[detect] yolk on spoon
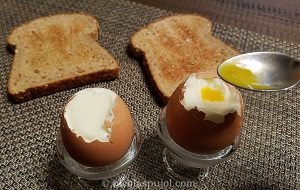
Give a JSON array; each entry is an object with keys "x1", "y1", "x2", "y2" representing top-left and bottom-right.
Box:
[{"x1": 219, "y1": 62, "x2": 273, "y2": 90}]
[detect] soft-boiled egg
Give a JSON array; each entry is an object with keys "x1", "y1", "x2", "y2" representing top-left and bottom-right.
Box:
[
  {"x1": 61, "y1": 88, "x2": 134, "y2": 167},
  {"x1": 166, "y1": 72, "x2": 244, "y2": 154}
]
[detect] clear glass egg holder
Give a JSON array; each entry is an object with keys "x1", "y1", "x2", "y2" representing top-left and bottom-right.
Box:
[
  {"x1": 56, "y1": 118, "x2": 142, "y2": 184},
  {"x1": 157, "y1": 107, "x2": 241, "y2": 180}
]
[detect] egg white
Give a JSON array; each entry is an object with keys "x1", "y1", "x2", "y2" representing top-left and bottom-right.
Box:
[
  {"x1": 180, "y1": 73, "x2": 241, "y2": 124},
  {"x1": 64, "y1": 88, "x2": 116, "y2": 143}
]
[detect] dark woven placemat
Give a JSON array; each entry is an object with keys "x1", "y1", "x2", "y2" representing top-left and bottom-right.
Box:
[
  {"x1": 0, "y1": 0, "x2": 299, "y2": 189},
  {"x1": 132, "y1": 0, "x2": 300, "y2": 44}
]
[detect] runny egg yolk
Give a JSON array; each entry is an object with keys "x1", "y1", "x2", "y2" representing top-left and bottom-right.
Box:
[
  {"x1": 219, "y1": 63, "x2": 272, "y2": 90},
  {"x1": 201, "y1": 87, "x2": 224, "y2": 102}
]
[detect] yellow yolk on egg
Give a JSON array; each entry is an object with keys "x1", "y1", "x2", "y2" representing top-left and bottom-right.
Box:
[
  {"x1": 201, "y1": 87, "x2": 224, "y2": 102},
  {"x1": 219, "y1": 63, "x2": 272, "y2": 90}
]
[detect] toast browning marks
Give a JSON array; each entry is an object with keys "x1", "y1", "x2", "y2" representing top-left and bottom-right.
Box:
[
  {"x1": 130, "y1": 14, "x2": 239, "y2": 105},
  {"x1": 7, "y1": 13, "x2": 119, "y2": 102}
]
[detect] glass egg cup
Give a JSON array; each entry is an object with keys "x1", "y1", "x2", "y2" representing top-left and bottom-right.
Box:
[
  {"x1": 157, "y1": 107, "x2": 241, "y2": 180},
  {"x1": 56, "y1": 118, "x2": 142, "y2": 184}
]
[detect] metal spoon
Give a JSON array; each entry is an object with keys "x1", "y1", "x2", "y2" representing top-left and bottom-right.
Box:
[{"x1": 217, "y1": 52, "x2": 300, "y2": 91}]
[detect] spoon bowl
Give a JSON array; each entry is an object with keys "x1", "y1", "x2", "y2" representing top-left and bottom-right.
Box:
[{"x1": 217, "y1": 52, "x2": 300, "y2": 91}]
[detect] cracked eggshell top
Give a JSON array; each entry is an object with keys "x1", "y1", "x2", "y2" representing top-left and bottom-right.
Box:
[
  {"x1": 61, "y1": 88, "x2": 134, "y2": 167},
  {"x1": 166, "y1": 72, "x2": 244, "y2": 154}
]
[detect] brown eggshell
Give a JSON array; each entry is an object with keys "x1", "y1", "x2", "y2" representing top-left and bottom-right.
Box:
[
  {"x1": 166, "y1": 73, "x2": 244, "y2": 154},
  {"x1": 61, "y1": 96, "x2": 134, "y2": 167}
]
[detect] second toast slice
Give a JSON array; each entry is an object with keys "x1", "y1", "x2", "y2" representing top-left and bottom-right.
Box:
[{"x1": 130, "y1": 14, "x2": 239, "y2": 105}]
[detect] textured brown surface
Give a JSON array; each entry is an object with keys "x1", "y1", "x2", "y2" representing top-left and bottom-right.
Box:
[
  {"x1": 0, "y1": 0, "x2": 299, "y2": 189},
  {"x1": 132, "y1": 0, "x2": 300, "y2": 44}
]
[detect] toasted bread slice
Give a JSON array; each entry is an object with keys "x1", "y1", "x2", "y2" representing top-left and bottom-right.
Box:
[
  {"x1": 130, "y1": 14, "x2": 239, "y2": 105},
  {"x1": 7, "y1": 13, "x2": 119, "y2": 102}
]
